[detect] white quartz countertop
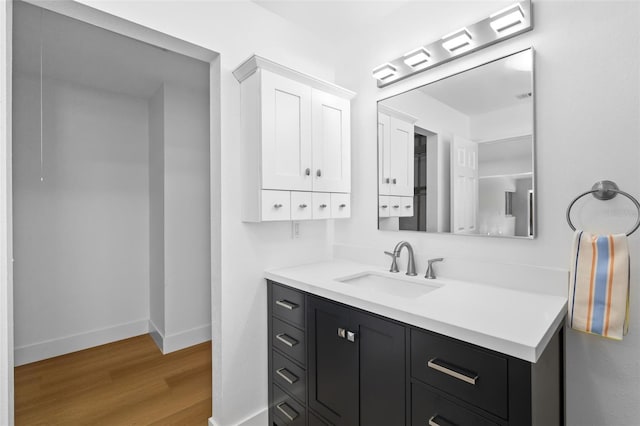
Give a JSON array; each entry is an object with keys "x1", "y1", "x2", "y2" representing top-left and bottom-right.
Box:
[{"x1": 265, "y1": 260, "x2": 567, "y2": 363}]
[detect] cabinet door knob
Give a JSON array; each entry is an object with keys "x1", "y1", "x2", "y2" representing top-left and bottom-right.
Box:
[
  {"x1": 347, "y1": 330, "x2": 357, "y2": 343},
  {"x1": 392, "y1": 178, "x2": 397, "y2": 184},
  {"x1": 393, "y1": 205, "x2": 400, "y2": 209},
  {"x1": 305, "y1": 168, "x2": 311, "y2": 176},
  {"x1": 381, "y1": 205, "x2": 388, "y2": 209},
  {"x1": 405, "y1": 205, "x2": 411, "y2": 208},
  {"x1": 316, "y1": 169, "x2": 322, "y2": 177},
  {"x1": 339, "y1": 203, "x2": 346, "y2": 208},
  {"x1": 320, "y1": 204, "x2": 327, "y2": 208},
  {"x1": 274, "y1": 203, "x2": 283, "y2": 208},
  {"x1": 299, "y1": 204, "x2": 308, "y2": 208},
  {"x1": 337, "y1": 327, "x2": 346, "y2": 339},
  {"x1": 385, "y1": 178, "x2": 390, "y2": 183}
]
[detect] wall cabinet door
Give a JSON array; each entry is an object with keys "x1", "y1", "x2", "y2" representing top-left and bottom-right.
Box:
[
  {"x1": 308, "y1": 297, "x2": 406, "y2": 426},
  {"x1": 312, "y1": 90, "x2": 351, "y2": 193},
  {"x1": 261, "y1": 69, "x2": 313, "y2": 191},
  {"x1": 389, "y1": 116, "x2": 415, "y2": 197},
  {"x1": 378, "y1": 112, "x2": 392, "y2": 196}
]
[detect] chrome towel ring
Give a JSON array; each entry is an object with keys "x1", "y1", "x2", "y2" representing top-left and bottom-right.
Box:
[{"x1": 566, "y1": 180, "x2": 640, "y2": 236}]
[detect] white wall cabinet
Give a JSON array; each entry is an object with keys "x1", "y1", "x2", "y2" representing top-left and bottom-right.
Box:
[
  {"x1": 378, "y1": 105, "x2": 417, "y2": 218},
  {"x1": 234, "y1": 55, "x2": 355, "y2": 221}
]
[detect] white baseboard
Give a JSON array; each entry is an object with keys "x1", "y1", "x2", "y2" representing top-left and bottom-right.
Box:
[
  {"x1": 14, "y1": 319, "x2": 149, "y2": 366},
  {"x1": 148, "y1": 321, "x2": 211, "y2": 355},
  {"x1": 163, "y1": 323, "x2": 211, "y2": 354},
  {"x1": 209, "y1": 407, "x2": 268, "y2": 426}
]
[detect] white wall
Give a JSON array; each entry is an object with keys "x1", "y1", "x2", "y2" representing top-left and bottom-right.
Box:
[
  {"x1": 12, "y1": 74, "x2": 150, "y2": 365},
  {"x1": 163, "y1": 82, "x2": 211, "y2": 348},
  {"x1": 70, "y1": 2, "x2": 337, "y2": 424},
  {"x1": 149, "y1": 85, "x2": 165, "y2": 338},
  {"x1": 333, "y1": 1, "x2": 640, "y2": 425}
]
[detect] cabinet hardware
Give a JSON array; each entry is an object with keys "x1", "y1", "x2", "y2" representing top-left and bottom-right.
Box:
[
  {"x1": 427, "y1": 358, "x2": 478, "y2": 385},
  {"x1": 305, "y1": 168, "x2": 311, "y2": 176},
  {"x1": 317, "y1": 169, "x2": 322, "y2": 177},
  {"x1": 274, "y1": 203, "x2": 283, "y2": 208},
  {"x1": 275, "y1": 367, "x2": 299, "y2": 385},
  {"x1": 339, "y1": 203, "x2": 347, "y2": 208},
  {"x1": 275, "y1": 300, "x2": 298, "y2": 310},
  {"x1": 276, "y1": 333, "x2": 299, "y2": 347},
  {"x1": 385, "y1": 178, "x2": 390, "y2": 183},
  {"x1": 347, "y1": 331, "x2": 357, "y2": 342},
  {"x1": 320, "y1": 204, "x2": 327, "y2": 208},
  {"x1": 337, "y1": 327, "x2": 346, "y2": 339},
  {"x1": 405, "y1": 205, "x2": 411, "y2": 208},
  {"x1": 428, "y1": 414, "x2": 456, "y2": 426},
  {"x1": 393, "y1": 205, "x2": 400, "y2": 209},
  {"x1": 299, "y1": 204, "x2": 308, "y2": 208},
  {"x1": 392, "y1": 178, "x2": 397, "y2": 184},
  {"x1": 381, "y1": 205, "x2": 388, "y2": 209},
  {"x1": 276, "y1": 402, "x2": 299, "y2": 421}
]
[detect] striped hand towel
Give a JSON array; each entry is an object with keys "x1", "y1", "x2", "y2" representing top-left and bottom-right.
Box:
[{"x1": 568, "y1": 231, "x2": 630, "y2": 340}]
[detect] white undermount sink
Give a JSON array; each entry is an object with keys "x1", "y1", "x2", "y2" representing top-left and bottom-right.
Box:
[{"x1": 336, "y1": 271, "x2": 442, "y2": 298}]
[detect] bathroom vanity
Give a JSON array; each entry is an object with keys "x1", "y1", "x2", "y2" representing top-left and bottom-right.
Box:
[{"x1": 265, "y1": 261, "x2": 566, "y2": 426}]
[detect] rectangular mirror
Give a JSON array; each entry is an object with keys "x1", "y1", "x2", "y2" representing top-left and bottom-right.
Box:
[{"x1": 377, "y1": 48, "x2": 535, "y2": 238}]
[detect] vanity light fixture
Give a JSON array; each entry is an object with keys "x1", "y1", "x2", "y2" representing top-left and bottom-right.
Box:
[
  {"x1": 372, "y1": 0, "x2": 532, "y2": 87},
  {"x1": 490, "y1": 3, "x2": 525, "y2": 33},
  {"x1": 372, "y1": 63, "x2": 397, "y2": 81},
  {"x1": 403, "y1": 47, "x2": 431, "y2": 68},
  {"x1": 441, "y1": 28, "x2": 472, "y2": 53}
]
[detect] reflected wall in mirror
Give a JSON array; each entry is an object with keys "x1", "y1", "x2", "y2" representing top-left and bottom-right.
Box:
[{"x1": 378, "y1": 48, "x2": 535, "y2": 238}]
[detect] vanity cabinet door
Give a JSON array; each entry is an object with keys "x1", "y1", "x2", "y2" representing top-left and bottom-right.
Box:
[
  {"x1": 261, "y1": 69, "x2": 313, "y2": 192},
  {"x1": 308, "y1": 296, "x2": 406, "y2": 426},
  {"x1": 312, "y1": 89, "x2": 351, "y2": 193},
  {"x1": 308, "y1": 297, "x2": 358, "y2": 425}
]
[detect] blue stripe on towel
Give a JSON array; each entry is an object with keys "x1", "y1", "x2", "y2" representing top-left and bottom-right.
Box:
[
  {"x1": 570, "y1": 231, "x2": 584, "y2": 329},
  {"x1": 591, "y1": 236, "x2": 610, "y2": 334}
]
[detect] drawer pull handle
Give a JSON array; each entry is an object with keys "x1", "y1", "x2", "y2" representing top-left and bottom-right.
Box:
[
  {"x1": 393, "y1": 205, "x2": 400, "y2": 208},
  {"x1": 405, "y1": 205, "x2": 412, "y2": 208},
  {"x1": 276, "y1": 402, "x2": 299, "y2": 421},
  {"x1": 320, "y1": 204, "x2": 327, "y2": 208},
  {"x1": 428, "y1": 414, "x2": 457, "y2": 426},
  {"x1": 274, "y1": 203, "x2": 283, "y2": 209},
  {"x1": 275, "y1": 299, "x2": 298, "y2": 310},
  {"x1": 427, "y1": 358, "x2": 478, "y2": 385},
  {"x1": 275, "y1": 367, "x2": 299, "y2": 385},
  {"x1": 339, "y1": 203, "x2": 347, "y2": 208},
  {"x1": 276, "y1": 333, "x2": 299, "y2": 348},
  {"x1": 299, "y1": 204, "x2": 308, "y2": 208},
  {"x1": 381, "y1": 205, "x2": 388, "y2": 209}
]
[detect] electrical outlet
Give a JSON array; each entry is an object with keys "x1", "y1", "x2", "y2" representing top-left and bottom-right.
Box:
[{"x1": 291, "y1": 221, "x2": 301, "y2": 239}]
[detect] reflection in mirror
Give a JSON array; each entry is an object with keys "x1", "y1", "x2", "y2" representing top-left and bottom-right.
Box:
[{"x1": 378, "y1": 48, "x2": 535, "y2": 238}]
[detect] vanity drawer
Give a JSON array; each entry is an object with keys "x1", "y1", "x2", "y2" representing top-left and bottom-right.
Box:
[
  {"x1": 271, "y1": 282, "x2": 305, "y2": 328},
  {"x1": 312, "y1": 192, "x2": 332, "y2": 219},
  {"x1": 398, "y1": 196, "x2": 414, "y2": 217},
  {"x1": 411, "y1": 381, "x2": 498, "y2": 426},
  {"x1": 291, "y1": 191, "x2": 312, "y2": 221},
  {"x1": 273, "y1": 384, "x2": 306, "y2": 425},
  {"x1": 273, "y1": 350, "x2": 306, "y2": 403},
  {"x1": 411, "y1": 329, "x2": 508, "y2": 418},
  {"x1": 273, "y1": 317, "x2": 306, "y2": 366},
  {"x1": 262, "y1": 190, "x2": 291, "y2": 221},
  {"x1": 379, "y1": 195, "x2": 391, "y2": 217},
  {"x1": 330, "y1": 193, "x2": 350, "y2": 218}
]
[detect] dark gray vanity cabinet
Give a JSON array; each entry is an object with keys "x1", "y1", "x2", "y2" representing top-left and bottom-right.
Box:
[{"x1": 267, "y1": 280, "x2": 565, "y2": 426}]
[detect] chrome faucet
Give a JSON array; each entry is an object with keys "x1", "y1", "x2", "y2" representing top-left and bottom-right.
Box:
[
  {"x1": 384, "y1": 241, "x2": 417, "y2": 276},
  {"x1": 425, "y1": 258, "x2": 444, "y2": 279}
]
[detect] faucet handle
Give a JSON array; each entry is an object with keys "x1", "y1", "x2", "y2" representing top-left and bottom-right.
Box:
[
  {"x1": 425, "y1": 258, "x2": 444, "y2": 279},
  {"x1": 384, "y1": 251, "x2": 400, "y2": 273}
]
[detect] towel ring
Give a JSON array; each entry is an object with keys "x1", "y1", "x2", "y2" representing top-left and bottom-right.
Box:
[{"x1": 566, "y1": 180, "x2": 640, "y2": 236}]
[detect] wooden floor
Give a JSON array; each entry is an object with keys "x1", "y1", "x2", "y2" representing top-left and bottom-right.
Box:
[{"x1": 14, "y1": 334, "x2": 212, "y2": 425}]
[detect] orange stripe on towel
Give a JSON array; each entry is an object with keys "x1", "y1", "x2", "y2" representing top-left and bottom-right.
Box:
[
  {"x1": 604, "y1": 235, "x2": 615, "y2": 337},
  {"x1": 586, "y1": 236, "x2": 598, "y2": 332}
]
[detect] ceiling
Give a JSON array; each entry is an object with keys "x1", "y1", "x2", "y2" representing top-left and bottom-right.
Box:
[
  {"x1": 419, "y1": 50, "x2": 532, "y2": 116},
  {"x1": 13, "y1": 1, "x2": 209, "y2": 99}
]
